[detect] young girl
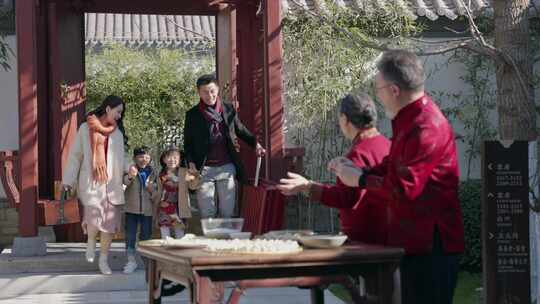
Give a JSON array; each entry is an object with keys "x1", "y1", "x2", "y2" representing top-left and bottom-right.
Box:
[{"x1": 155, "y1": 148, "x2": 193, "y2": 239}]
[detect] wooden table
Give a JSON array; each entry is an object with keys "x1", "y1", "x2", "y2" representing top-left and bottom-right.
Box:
[{"x1": 138, "y1": 243, "x2": 404, "y2": 304}]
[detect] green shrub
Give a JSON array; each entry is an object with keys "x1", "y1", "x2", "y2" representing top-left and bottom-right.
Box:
[
  {"x1": 86, "y1": 45, "x2": 214, "y2": 157},
  {"x1": 459, "y1": 179, "x2": 482, "y2": 272}
]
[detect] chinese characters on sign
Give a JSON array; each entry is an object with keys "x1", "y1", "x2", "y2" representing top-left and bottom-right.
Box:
[{"x1": 483, "y1": 141, "x2": 530, "y2": 304}]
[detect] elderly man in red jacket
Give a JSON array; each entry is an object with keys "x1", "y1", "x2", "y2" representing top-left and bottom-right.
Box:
[{"x1": 329, "y1": 50, "x2": 465, "y2": 304}]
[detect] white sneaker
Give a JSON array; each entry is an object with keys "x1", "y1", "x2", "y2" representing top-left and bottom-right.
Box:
[
  {"x1": 123, "y1": 260, "x2": 138, "y2": 274},
  {"x1": 85, "y1": 246, "x2": 95, "y2": 263},
  {"x1": 98, "y1": 258, "x2": 112, "y2": 275}
]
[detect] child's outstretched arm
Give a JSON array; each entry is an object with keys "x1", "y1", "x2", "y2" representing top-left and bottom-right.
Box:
[{"x1": 123, "y1": 165, "x2": 138, "y2": 186}]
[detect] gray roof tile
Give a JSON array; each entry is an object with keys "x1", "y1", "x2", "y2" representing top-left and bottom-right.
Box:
[
  {"x1": 282, "y1": 0, "x2": 488, "y2": 20},
  {"x1": 85, "y1": 13, "x2": 215, "y2": 47},
  {"x1": 84, "y1": 0, "x2": 488, "y2": 47}
]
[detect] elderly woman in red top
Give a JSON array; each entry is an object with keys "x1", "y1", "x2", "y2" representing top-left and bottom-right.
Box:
[
  {"x1": 330, "y1": 50, "x2": 465, "y2": 304},
  {"x1": 277, "y1": 93, "x2": 390, "y2": 244}
]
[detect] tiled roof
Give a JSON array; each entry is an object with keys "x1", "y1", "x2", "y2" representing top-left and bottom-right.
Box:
[
  {"x1": 84, "y1": 1, "x2": 489, "y2": 47},
  {"x1": 84, "y1": 14, "x2": 215, "y2": 47},
  {"x1": 282, "y1": 0, "x2": 488, "y2": 21}
]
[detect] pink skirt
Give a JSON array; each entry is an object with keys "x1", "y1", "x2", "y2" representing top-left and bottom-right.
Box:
[{"x1": 83, "y1": 199, "x2": 121, "y2": 234}]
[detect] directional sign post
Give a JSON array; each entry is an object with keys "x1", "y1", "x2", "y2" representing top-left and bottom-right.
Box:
[{"x1": 482, "y1": 141, "x2": 530, "y2": 304}]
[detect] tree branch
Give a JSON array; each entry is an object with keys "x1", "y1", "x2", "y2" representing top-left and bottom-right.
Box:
[
  {"x1": 409, "y1": 37, "x2": 474, "y2": 45},
  {"x1": 455, "y1": 1, "x2": 531, "y2": 104},
  {"x1": 288, "y1": 0, "x2": 532, "y2": 103},
  {"x1": 289, "y1": 0, "x2": 392, "y2": 51},
  {"x1": 0, "y1": 35, "x2": 13, "y2": 71},
  {"x1": 165, "y1": 17, "x2": 215, "y2": 41},
  {"x1": 288, "y1": 0, "x2": 487, "y2": 57},
  {"x1": 415, "y1": 40, "x2": 475, "y2": 56},
  {"x1": 443, "y1": 26, "x2": 471, "y2": 35}
]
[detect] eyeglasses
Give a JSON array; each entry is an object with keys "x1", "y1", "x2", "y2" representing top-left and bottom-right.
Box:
[{"x1": 373, "y1": 83, "x2": 392, "y2": 92}]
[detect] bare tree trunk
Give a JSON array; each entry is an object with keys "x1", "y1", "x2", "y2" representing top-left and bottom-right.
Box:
[
  {"x1": 494, "y1": 0, "x2": 536, "y2": 140},
  {"x1": 493, "y1": 2, "x2": 540, "y2": 301}
]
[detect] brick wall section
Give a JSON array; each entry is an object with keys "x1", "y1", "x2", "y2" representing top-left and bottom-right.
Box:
[{"x1": 0, "y1": 199, "x2": 18, "y2": 245}]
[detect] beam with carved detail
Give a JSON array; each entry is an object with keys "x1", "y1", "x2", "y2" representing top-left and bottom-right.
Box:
[
  {"x1": 65, "y1": 0, "x2": 225, "y2": 14},
  {"x1": 0, "y1": 151, "x2": 20, "y2": 208}
]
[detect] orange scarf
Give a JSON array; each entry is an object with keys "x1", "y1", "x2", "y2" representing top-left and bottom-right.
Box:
[{"x1": 87, "y1": 114, "x2": 117, "y2": 184}]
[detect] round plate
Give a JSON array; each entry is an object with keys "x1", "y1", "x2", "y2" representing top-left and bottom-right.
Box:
[
  {"x1": 138, "y1": 239, "x2": 207, "y2": 249},
  {"x1": 138, "y1": 239, "x2": 165, "y2": 247},
  {"x1": 163, "y1": 243, "x2": 208, "y2": 249}
]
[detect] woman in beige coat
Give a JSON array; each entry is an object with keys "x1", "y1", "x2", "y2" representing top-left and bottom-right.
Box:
[{"x1": 62, "y1": 95, "x2": 127, "y2": 275}]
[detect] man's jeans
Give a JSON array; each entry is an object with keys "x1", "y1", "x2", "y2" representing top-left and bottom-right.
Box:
[
  {"x1": 197, "y1": 163, "x2": 236, "y2": 218},
  {"x1": 125, "y1": 212, "x2": 153, "y2": 255}
]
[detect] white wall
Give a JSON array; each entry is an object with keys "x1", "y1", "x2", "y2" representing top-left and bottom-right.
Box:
[
  {"x1": 0, "y1": 35, "x2": 18, "y2": 150},
  {"x1": 422, "y1": 45, "x2": 496, "y2": 180},
  {"x1": 0, "y1": 35, "x2": 18, "y2": 198}
]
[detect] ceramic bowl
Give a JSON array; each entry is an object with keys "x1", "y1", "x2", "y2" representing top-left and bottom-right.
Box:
[{"x1": 297, "y1": 234, "x2": 348, "y2": 249}]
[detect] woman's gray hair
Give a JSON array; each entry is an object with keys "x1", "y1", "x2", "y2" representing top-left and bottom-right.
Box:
[{"x1": 339, "y1": 93, "x2": 378, "y2": 129}]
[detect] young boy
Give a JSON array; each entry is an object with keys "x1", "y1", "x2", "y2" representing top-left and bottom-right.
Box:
[{"x1": 123, "y1": 146, "x2": 157, "y2": 274}]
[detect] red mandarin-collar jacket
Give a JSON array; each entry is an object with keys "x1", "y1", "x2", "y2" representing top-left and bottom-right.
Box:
[
  {"x1": 311, "y1": 135, "x2": 391, "y2": 244},
  {"x1": 362, "y1": 95, "x2": 464, "y2": 255}
]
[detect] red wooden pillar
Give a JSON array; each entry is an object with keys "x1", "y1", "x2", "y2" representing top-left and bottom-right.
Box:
[
  {"x1": 262, "y1": 0, "x2": 284, "y2": 181},
  {"x1": 16, "y1": 0, "x2": 40, "y2": 237},
  {"x1": 48, "y1": 2, "x2": 86, "y2": 242},
  {"x1": 37, "y1": 1, "x2": 52, "y2": 200},
  {"x1": 48, "y1": 2, "x2": 86, "y2": 183},
  {"x1": 236, "y1": 0, "x2": 285, "y2": 181},
  {"x1": 217, "y1": 6, "x2": 237, "y2": 103},
  {"x1": 236, "y1": 2, "x2": 265, "y2": 180}
]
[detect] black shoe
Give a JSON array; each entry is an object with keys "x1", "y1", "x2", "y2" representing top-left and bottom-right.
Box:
[{"x1": 161, "y1": 279, "x2": 186, "y2": 297}]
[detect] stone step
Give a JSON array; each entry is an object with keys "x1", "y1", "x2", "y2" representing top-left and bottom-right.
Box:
[
  {"x1": 0, "y1": 242, "x2": 136, "y2": 274},
  {"x1": 0, "y1": 242, "x2": 344, "y2": 303},
  {"x1": 0, "y1": 288, "x2": 343, "y2": 304},
  {"x1": 0, "y1": 270, "x2": 148, "y2": 299},
  {"x1": 0, "y1": 291, "x2": 186, "y2": 303},
  {"x1": 0, "y1": 271, "x2": 344, "y2": 303}
]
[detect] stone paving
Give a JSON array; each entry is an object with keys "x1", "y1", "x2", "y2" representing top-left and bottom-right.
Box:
[
  {"x1": 0, "y1": 243, "x2": 345, "y2": 304},
  {"x1": 0, "y1": 288, "x2": 343, "y2": 304}
]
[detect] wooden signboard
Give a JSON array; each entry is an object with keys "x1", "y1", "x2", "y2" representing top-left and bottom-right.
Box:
[{"x1": 482, "y1": 141, "x2": 530, "y2": 304}]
